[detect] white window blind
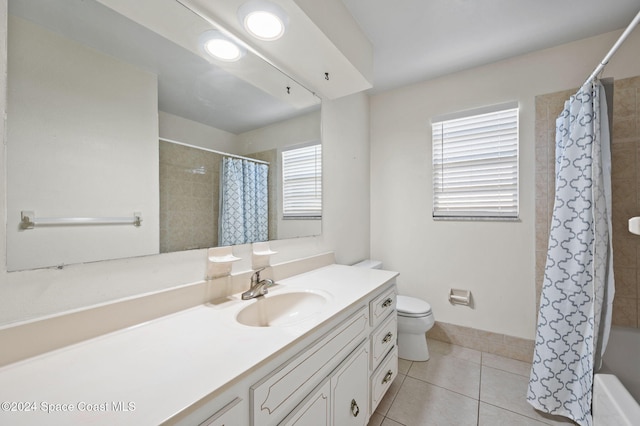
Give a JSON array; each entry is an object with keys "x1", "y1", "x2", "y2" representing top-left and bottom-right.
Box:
[
  {"x1": 282, "y1": 143, "x2": 322, "y2": 218},
  {"x1": 432, "y1": 104, "x2": 519, "y2": 219}
]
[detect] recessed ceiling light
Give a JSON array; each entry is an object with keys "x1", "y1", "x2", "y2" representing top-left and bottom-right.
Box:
[
  {"x1": 245, "y1": 11, "x2": 284, "y2": 40},
  {"x1": 201, "y1": 31, "x2": 244, "y2": 62},
  {"x1": 238, "y1": 1, "x2": 289, "y2": 41}
]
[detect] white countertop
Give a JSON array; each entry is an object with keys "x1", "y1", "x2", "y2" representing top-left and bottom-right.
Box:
[{"x1": 0, "y1": 264, "x2": 398, "y2": 425}]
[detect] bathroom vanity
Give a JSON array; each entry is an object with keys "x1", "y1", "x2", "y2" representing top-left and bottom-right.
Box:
[{"x1": 0, "y1": 264, "x2": 398, "y2": 425}]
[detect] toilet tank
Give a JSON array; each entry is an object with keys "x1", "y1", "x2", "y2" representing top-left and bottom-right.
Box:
[{"x1": 353, "y1": 259, "x2": 383, "y2": 269}]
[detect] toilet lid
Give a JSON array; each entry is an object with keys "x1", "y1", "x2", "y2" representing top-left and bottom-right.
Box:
[{"x1": 396, "y1": 295, "x2": 432, "y2": 316}]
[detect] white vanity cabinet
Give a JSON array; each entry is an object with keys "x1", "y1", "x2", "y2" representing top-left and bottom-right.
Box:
[{"x1": 246, "y1": 283, "x2": 397, "y2": 426}]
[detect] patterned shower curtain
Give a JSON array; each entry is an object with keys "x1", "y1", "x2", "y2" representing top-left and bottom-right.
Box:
[
  {"x1": 527, "y1": 81, "x2": 614, "y2": 426},
  {"x1": 218, "y1": 157, "x2": 269, "y2": 246}
]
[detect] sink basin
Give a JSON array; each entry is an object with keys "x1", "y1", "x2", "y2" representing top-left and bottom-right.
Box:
[{"x1": 236, "y1": 290, "x2": 330, "y2": 327}]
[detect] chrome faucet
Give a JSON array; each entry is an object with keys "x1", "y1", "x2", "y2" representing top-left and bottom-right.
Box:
[{"x1": 241, "y1": 268, "x2": 274, "y2": 300}]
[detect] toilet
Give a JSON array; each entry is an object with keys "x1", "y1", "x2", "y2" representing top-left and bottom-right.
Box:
[
  {"x1": 353, "y1": 260, "x2": 435, "y2": 361},
  {"x1": 396, "y1": 295, "x2": 434, "y2": 361}
]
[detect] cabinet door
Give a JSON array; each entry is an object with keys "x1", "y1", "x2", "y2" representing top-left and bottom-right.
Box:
[
  {"x1": 279, "y1": 379, "x2": 331, "y2": 426},
  {"x1": 330, "y1": 344, "x2": 369, "y2": 426}
]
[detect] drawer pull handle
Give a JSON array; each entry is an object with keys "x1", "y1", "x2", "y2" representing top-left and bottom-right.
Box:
[
  {"x1": 382, "y1": 370, "x2": 394, "y2": 385},
  {"x1": 381, "y1": 298, "x2": 393, "y2": 308},
  {"x1": 350, "y1": 399, "x2": 360, "y2": 417},
  {"x1": 382, "y1": 332, "x2": 393, "y2": 344}
]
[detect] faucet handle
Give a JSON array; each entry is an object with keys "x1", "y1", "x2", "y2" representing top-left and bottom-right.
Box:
[{"x1": 251, "y1": 267, "x2": 267, "y2": 283}]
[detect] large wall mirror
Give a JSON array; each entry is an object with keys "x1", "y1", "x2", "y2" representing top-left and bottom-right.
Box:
[{"x1": 6, "y1": 0, "x2": 321, "y2": 271}]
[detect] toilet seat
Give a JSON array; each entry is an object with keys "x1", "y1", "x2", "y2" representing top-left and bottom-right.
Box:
[{"x1": 396, "y1": 295, "x2": 432, "y2": 318}]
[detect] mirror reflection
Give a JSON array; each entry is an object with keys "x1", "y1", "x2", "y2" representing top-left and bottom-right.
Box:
[{"x1": 6, "y1": 0, "x2": 321, "y2": 271}]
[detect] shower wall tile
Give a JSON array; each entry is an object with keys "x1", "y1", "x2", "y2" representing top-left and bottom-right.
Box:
[
  {"x1": 159, "y1": 141, "x2": 220, "y2": 253},
  {"x1": 612, "y1": 179, "x2": 637, "y2": 218},
  {"x1": 614, "y1": 238, "x2": 638, "y2": 267},
  {"x1": 535, "y1": 76, "x2": 640, "y2": 330},
  {"x1": 535, "y1": 222, "x2": 548, "y2": 254},
  {"x1": 611, "y1": 144, "x2": 637, "y2": 180},
  {"x1": 615, "y1": 266, "x2": 638, "y2": 298},
  {"x1": 615, "y1": 75, "x2": 640, "y2": 90},
  {"x1": 612, "y1": 296, "x2": 638, "y2": 327},
  {"x1": 613, "y1": 88, "x2": 636, "y2": 117},
  {"x1": 535, "y1": 95, "x2": 549, "y2": 123},
  {"x1": 612, "y1": 114, "x2": 637, "y2": 141}
]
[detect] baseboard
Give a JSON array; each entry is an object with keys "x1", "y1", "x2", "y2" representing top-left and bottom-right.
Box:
[{"x1": 427, "y1": 321, "x2": 534, "y2": 363}]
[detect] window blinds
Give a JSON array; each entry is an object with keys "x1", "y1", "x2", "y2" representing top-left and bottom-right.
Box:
[
  {"x1": 282, "y1": 143, "x2": 322, "y2": 218},
  {"x1": 432, "y1": 106, "x2": 519, "y2": 219}
]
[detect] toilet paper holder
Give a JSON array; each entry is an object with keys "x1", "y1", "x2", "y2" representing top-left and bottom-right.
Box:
[{"x1": 449, "y1": 289, "x2": 471, "y2": 305}]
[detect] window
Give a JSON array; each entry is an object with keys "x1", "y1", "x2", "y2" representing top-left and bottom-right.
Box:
[
  {"x1": 432, "y1": 103, "x2": 519, "y2": 220},
  {"x1": 282, "y1": 143, "x2": 322, "y2": 219}
]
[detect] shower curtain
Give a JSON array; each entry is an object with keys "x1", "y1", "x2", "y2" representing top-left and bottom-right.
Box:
[
  {"x1": 528, "y1": 80, "x2": 614, "y2": 426},
  {"x1": 218, "y1": 157, "x2": 269, "y2": 246}
]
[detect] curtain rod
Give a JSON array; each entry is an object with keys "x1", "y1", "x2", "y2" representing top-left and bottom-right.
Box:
[
  {"x1": 159, "y1": 137, "x2": 270, "y2": 165},
  {"x1": 584, "y1": 8, "x2": 640, "y2": 86}
]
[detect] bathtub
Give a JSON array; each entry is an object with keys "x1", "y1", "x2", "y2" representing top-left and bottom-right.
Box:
[{"x1": 593, "y1": 326, "x2": 640, "y2": 425}]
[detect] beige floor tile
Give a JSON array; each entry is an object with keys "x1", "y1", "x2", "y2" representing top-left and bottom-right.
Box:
[
  {"x1": 479, "y1": 402, "x2": 548, "y2": 425},
  {"x1": 381, "y1": 418, "x2": 404, "y2": 426},
  {"x1": 398, "y1": 358, "x2": 412, "y2": 375},
  {"x1": 386, "y1": 341, "x2": 579, "y2": 425},
  {"x1": 408, "y1": 351, "x2": 481, "y2": 399},
  {"x1": 375, "y1": 373, "x2": 406, "y2": 416},
  {"x1": 386, "y1": 376, "x2": 478, "y2": 426},
  {"x1": 367, "y1": 412, "x2": 385, "y2": 426},
  {"x1": 482, "y1": 352, "x2": 532, "y2": 377},
  {"x1": 428, "y1": 338, "x2": 482, "y2": 364},
  {"x1": 480, "y1": 366, "x2": 574, "y2": 425}
]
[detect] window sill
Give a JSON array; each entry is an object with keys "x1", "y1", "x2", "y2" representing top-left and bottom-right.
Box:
[{"x1": 432, "y1": 216, "x2": 520, "y2": 222}]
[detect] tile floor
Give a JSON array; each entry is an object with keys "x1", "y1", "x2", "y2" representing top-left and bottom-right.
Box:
[{"x1": 367, "y1": 339, "x2": 576, "y2": 426}]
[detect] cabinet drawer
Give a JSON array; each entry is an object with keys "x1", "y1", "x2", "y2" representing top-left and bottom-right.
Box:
[
  {"x1": 200, "y1": 397, "x2": 242, "y2": 426},
  {"x1": 251, "y1": 306, "x2": 369, "y2": 425},
  {"x1": 370, "y1": 314, "x2": 397, "y2": 371},
  {"x1": 370, "y1": 347, "x2": 398, "y2": 416},
  {"x1": 369, "y1": 286, "x2": 396, "y2": 328}
]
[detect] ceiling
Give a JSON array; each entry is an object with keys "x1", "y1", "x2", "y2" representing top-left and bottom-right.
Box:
[{"x1": 340, "y1": 0, "x2": 640, "y2": 92}]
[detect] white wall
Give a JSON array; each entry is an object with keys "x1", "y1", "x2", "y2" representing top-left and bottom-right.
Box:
[
  {"x1": 159, "y1": 111, "x2": 239, "y2": 154},
  {"x1": 6, "y1": 16, "x2": 159, "y2": 271},
  {"x1": 238, "y1": 110, "x2": 323, "y2": 239},
  {"x1": 237, "y1": 110, "x2": 321, "y2": 154},
  {"x1": 370, "y1": 28, "x2": 640, "y2": 340}
]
